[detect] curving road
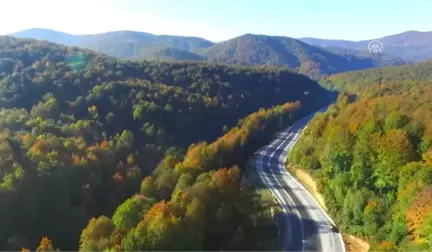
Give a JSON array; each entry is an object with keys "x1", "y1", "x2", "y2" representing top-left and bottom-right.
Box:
[{"x1": 255, "y1": 110, "x2": 346, "y2": 252}]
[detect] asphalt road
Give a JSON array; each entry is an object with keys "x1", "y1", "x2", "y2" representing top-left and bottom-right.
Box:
[{"x1": 255, "y1": 110, "x2": 346, "y2": 252}]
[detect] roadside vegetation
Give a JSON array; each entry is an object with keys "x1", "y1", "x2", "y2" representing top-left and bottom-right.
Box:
[
  {"x1": 0, "y1": 37, "x2": 336, "y2": 250},
  {"x1": 291, "y1": 61, "x2": 432, "y2": 251}
]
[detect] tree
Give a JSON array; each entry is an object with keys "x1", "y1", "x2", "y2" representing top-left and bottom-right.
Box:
[
  {"x1": 374, "y1": 129, "x2": 414, "y2": 191},
  {"x1": 36, "y1": 237, "x2": 56, "y2": 252},
  {"x1": 384, "y1": 111, "x2": 408, "y2": 132},
  {"x1": 406, "y1": 187, "x2": 432, "y2": 237},
  {"x1": 112, "y1": 195, "x2": 154, "y2": 229},
  {"x1": 79, "y1": 216, "x2": 114, "y2": 252},
  {"x1": 140, "y1": 176, "x2": 157, "y2": 199},
  {"x1": 118, "y1": 130, "x2": 134, "y2": 148}
]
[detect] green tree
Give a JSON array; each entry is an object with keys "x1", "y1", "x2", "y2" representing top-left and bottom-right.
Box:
[{"x1": 112, "y1": 195, "x2": 155, "y2": 229}]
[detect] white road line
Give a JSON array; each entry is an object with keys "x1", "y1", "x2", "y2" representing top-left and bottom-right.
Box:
[{"x1": 255, "y1": 107, "x2": 346, "y2": 252}]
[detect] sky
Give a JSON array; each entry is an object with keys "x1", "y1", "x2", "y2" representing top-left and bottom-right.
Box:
[{"x1": 1, "y1": 0, "x2": 431, "y2": 42}]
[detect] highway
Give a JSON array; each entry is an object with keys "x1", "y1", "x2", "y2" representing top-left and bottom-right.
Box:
[{"x1": 255, "y1": 110, "x2": 346, "y2": 252}]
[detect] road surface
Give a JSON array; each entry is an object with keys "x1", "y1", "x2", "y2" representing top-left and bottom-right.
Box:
[{"x1": 255, "y1": 110, "x2": 346, "y2": 252}]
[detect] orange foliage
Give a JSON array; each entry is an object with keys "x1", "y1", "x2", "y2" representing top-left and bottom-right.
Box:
[
  {"x1": 282, "y1": 101, "x2": 301, "y2": 111},
  {"x1": 36, "y1": 237, "x2": 55, "y2": 252},
  {"x1": 406, "y1": 186, "x2": 432, "y2": 235},
  {"x1": 367, "y1": 200, "x2": 378, "y2": 209},
  {"x1": 21, "y1": 133, "x2": 33, "y2": 143},
  {"x1": 100, "y1": 141, "x2": 109, "y2": 148},
  {"x1": 86, "y1": 145, "x2": 98, "y2": 153},
  {"x1": 21, "y1": 248, "x2": 30, "y2": 252},
  {"x1": 220, "y1": 131, "x2": 240, "y2": 152},
  {"x1": 144, "y1": 201, "x2": 169, "y2": 222},
  {"x1": 375, "y1": 240, "x2": 395, "y2": 251},
  {"x1": 364, "y1": 199, "x2": 378, "y2": 215},
  {"x1": 112, "y1": 172, "x2": 125, "y2": 185},
  {"x1": 422, "y1": 149, "x2": 432, "y2": 164},
  {"x1": 348, "y1": 121, "x2": 359, "y2": 134},
  {"x1": 210, "y1": 166, "x2": 240, "y2": 192},
  {"x1": 71, "y1": 154, "x2": 82, "y2": 165},
  {"x1": 182, "y1": 142, "x2": 208, "y2": 168},
  {"x1": 179, "y1": 102, "x2": 298, "y2": 175},
  {"x1": 29, "y1": 140, "x2": 49, "y2": 156}
]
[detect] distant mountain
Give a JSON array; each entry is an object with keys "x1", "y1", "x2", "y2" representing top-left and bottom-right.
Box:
[
  {"x1": 11, "y1": 28, "x2": 80, "y2": 46},
  {"x1": 135, "y1": 45, "x2": 204, "y2": 61},
  {"x1": 203, "y1": 34, "x2": 405, "y2": 79},
  {"x1": 11, "y1": 28, "x2": 406, "y2": 79},
  {"x1": 300, "y1": 30, "x2": 432, "y2": 62},
  {"x1": 323, "y1": 47, "x2": 406, "y2": 66},
  {"x1": 12, "y1": 29, "x2": 215, "y2": 58}
]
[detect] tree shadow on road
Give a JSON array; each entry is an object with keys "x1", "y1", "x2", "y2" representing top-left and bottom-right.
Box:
[{"x1": 275, "y1": 210, "x2": 335, "y2": 252}]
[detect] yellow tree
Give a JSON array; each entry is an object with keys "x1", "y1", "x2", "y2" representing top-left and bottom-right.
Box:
[
  {"x1": 36, "y1": 237, "x2": 56, "y2": 252},
  {"x1": 406, "y1": 186, "x2": 432, "y2": 240}
]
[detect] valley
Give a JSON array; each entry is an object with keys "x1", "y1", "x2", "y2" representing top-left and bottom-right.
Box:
[{"x1": 1, "y1": 10, "x2": 431, "y2": 251}]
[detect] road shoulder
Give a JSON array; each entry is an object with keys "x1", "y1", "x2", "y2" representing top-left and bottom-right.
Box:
[
  {"x1": 286, "y1": 165, "x2": 370, "y2": 252},
  {"x1": 287, "y1": 166, "x2": 328, "y2": 211}
]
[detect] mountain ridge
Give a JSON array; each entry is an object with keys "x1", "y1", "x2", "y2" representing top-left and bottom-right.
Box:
[
  {"x1": 11, "y1": 28, "x2": 412, "y2": 79},
  {"x1": 300, "y1": 30, "x2": 432, "y2": 62}
]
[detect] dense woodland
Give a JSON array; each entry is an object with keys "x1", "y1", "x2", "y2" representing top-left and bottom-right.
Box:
[
  {"x1": 319, "y1": 60, "x2": 432, "y2": 96},
  {"x1": 291, "y1": 61, "x2": 432, "y2": 251},
  {"x1": 12, "y1": 29, "x2": 405, "y2": 80},
  {"x1": 0, "y1": 36, "x2": 336, "y2": 250},
  {"x1": 203, "y1": 34, "x2": 404, "y2": 79}
]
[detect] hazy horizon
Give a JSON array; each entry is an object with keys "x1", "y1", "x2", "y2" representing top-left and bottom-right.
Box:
[
  {"x1": 2, "y1": 0, "x2": 431, "y2": 41},
  {"x1": 9, "y1": 27, "x2": 432, "y2": 43}
]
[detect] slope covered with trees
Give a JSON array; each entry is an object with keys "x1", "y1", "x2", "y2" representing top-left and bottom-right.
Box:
[
  {"x1": 0, "y1": 36, "x2": 335, "y2": 250},
  {"x1": 319, "y1": 60, "x2": 432, "y2": 96},
  {"x1": 204, "y1": 34, "x2": 405, "y2": 79},
  {"x1": 12, "y1": 29, "x2": 215, "y2": 58},
  {"x1": 290, "y1": 61, "x2": 432, "y2": 251},
  {"x1": 77, "y1": 102, "x2": 301, "y2": 251},
  {"x1": 134, "y1": 45, "x2": 204, "y2": 61},
  {"x1": 12, "y1": 29, "x2": 405, "y2": 80}
]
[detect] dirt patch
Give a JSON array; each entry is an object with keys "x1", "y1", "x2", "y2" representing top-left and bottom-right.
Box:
[
  {"x1": 288, "y1": 166, "x2": 328, "y2": 210},
  {"x1": 344, "y1": 234, "x2": 370, "y2": 252}
]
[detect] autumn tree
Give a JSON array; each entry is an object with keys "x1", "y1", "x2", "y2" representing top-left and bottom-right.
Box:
[
  {"x1": 79, "y1": 216, "x2": 114, "y2": 252},
  {"x1": 36, "y1": 237, "x2": 57, "y2": 252},
  {"x1": 406, "y1": 187, "x2": 432, "y2": 238}
]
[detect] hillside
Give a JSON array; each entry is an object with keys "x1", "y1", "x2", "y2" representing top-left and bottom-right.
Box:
[
  {"x1": 0, "y1": 36, "x2": 336, "y2": 251},
  {"x1": 133, "y1": 45, "x2": 204, "y2": 61},
  {"x1": 319, "y1": 60, "x2": 432, "y2": 96},
  {"x1": 11, "y1": 29, "x2": 405, "y2": 79},
  {"x1": 12, "y1": 29, "x2": 215, "y2": 58},
  {"x1": 290, "y1": 61, "x2": 432, "y2": 251},
  {"x1": 300, "y1": 30, "x2": 432, "y2": 62},
  {"x1": 204, "y1": 34, "x2": 405, "y2": 79},
  {"x1": 324, "y1": 47, "x2": 406, "y2": 65}
]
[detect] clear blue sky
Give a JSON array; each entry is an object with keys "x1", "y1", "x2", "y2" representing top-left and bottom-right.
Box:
[{"x1": 1, "y1": 0, "x2": 431, "y2": 41}]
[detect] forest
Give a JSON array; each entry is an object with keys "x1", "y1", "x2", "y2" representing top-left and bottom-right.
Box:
[
  {"x1": 290, "y1": 61, "x2": 432, "y2": 251},
  {"x1": 0, "y1": 36, "x2": 336, "y2": 250},
  {"x1": 13, "y1": 29, "x2": 406, "y2": 80}
]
